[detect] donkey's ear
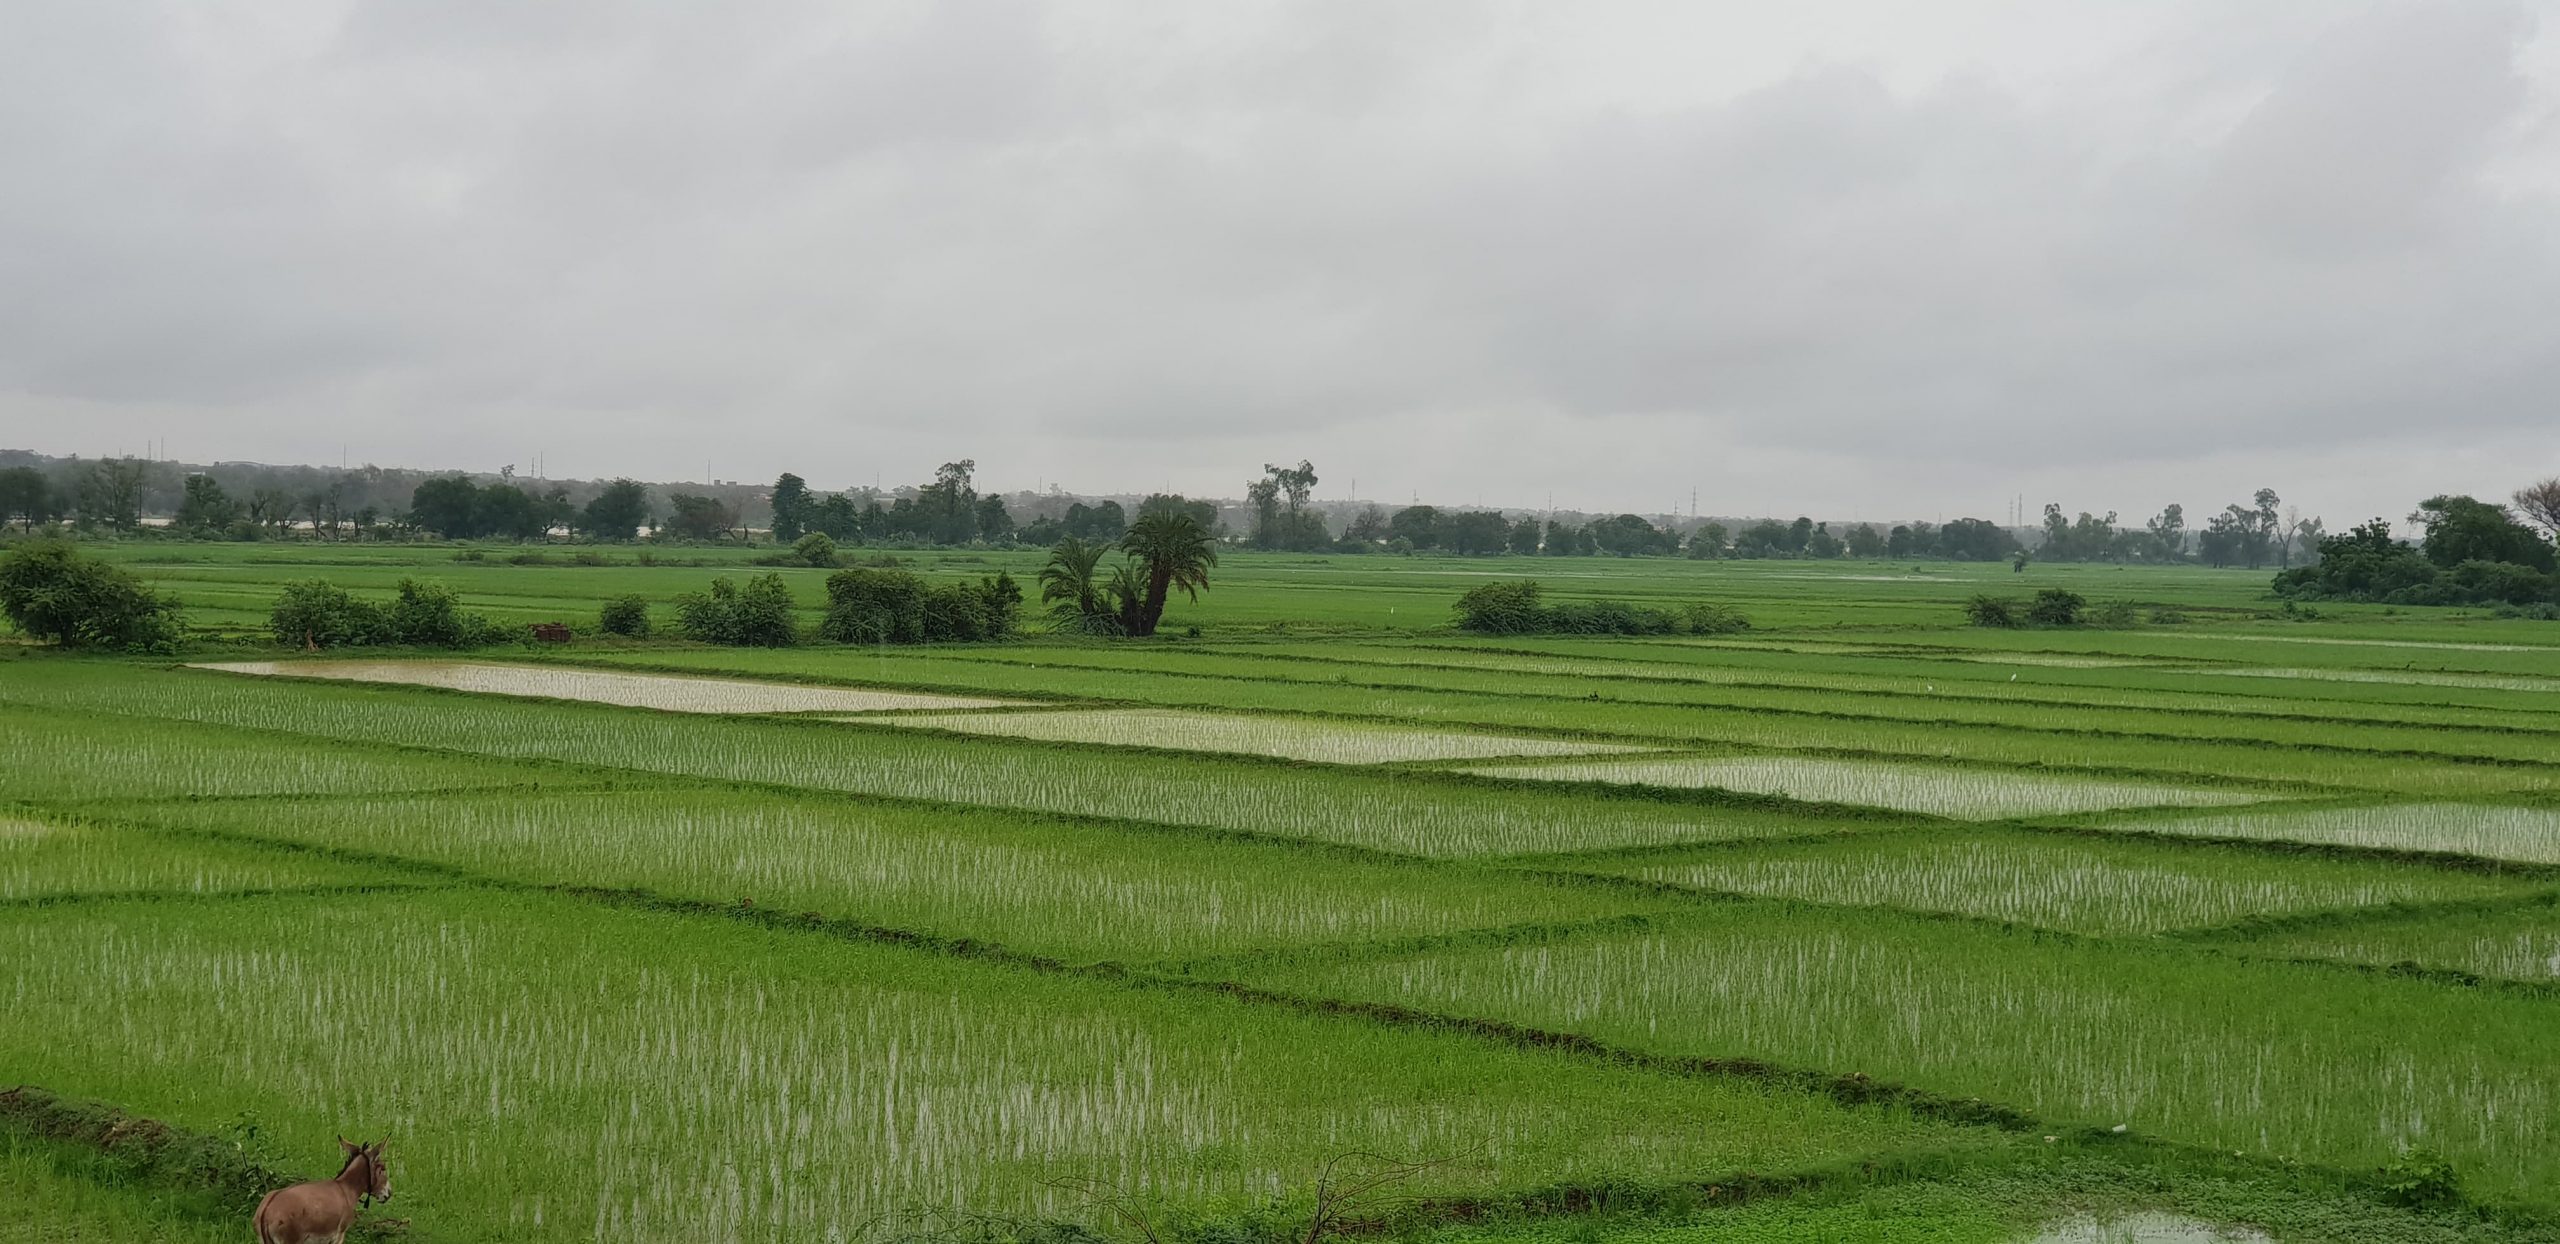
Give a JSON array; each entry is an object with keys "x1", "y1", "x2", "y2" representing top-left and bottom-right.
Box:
[{"x1": 339, "y1": 1135, "x2": 356, "y2": 1152}]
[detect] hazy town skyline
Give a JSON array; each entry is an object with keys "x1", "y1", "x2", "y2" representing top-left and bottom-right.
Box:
[{"x1": 6, "y1": 1, "x2": 2558, "y2": 525}]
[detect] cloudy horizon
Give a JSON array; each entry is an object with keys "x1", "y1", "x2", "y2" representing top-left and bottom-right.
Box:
[{"x1": 5, "y1": 1, "x2": 2558, "y2": 528}]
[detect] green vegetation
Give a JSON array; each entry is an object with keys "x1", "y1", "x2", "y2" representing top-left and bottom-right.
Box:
[
  {"x1": 1572, "y1": 828, "x2": 2539, "y2": 935},
  {"x1": 1454, "y1": 579, "x2": 1751, "y2": 636},
  {"x1": 267, "y1": 577, "x2": 504, "y2": 648},
  {"x1": 2225, "y1": 897, "x2": 2560, "y2": 982},
  {"x1": 0, "y1": 540, "x2": 184, "y2": 652},
  {"x1": 0, "y1": 890, "x2": 1992, "y2": 1240},
  {"x1": 672, "y1": 572, "x2": 799, "y2": 645},
  {"x1": 1238, "y1": 902, "x2": 2560, "y2": 1202},
  {"x1": 8, "y1": 545, "x2": 2560, "y2": 1240},
  {"x1": 817, "y1": 565, "x2": 1022, "y2": 643},
  {"x1": 105, "y1": 788, "x2": 1681, "y2": 963}
]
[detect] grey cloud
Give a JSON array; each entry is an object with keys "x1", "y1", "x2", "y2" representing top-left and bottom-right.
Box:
[{"x1": 2, "y1": 0, "x2": 2556, "y2": 521}]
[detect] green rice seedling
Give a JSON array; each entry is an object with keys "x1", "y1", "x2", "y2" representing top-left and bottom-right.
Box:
[
  {"x1": 0, "y1": 705, "x2": 561, "y2": 802},
  {"x1": 1239, "y1": 904, "x2": 2560, "y2": 1203},
  {"x1": 1572, "y1": 829, "x2": 2537, "y2": 935},
  {"x1": 2230, "y1": 900, "x2": 2560, "y2": 982},
  {"x1": 0, "y1": 890, "x2": 1996, "y2": 1241},
  {"x1": 110, "y1": 790, "x2": 1679, "y2": 961},
  {"x1": 2206, "y1": 667, "x2": 2560, "y2": 695},
  {"x1": 1255, "y1": 641, "x2": 2560, "y2": 735},
  {"x1": 1, "y1": 665, "x2": 1880, "y2": 857},
  {"x1": 1459, "y1": 757, "x2": 2259, "y2": 820},
  {"x1": 1412, "y1": 1141, "x2": 2499, "y2": 1244},
  {"x1": 862, "y1": 707, "x2": 1647, "y2": 765},
  {"x1": 0, "y1": 816, "x2": 387, "y2": 901},
  {"x1": 2113, "y1": 804, "x2": 2560, "y2": 866},
  {"x1": 1380, "y1": 636, "x2": 2560, "y2": 724},
  {"x1": 193, "y1": 659, "x2": 1021, "y2": 713}
]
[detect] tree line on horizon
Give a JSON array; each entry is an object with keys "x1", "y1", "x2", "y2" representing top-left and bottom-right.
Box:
[{"x1": 6, "y1": 450, "x2": 2557, "y2": 583}]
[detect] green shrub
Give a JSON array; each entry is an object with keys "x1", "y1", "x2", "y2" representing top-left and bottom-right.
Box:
[
  {"x1": 382, "y1": 579, "x2": 502, "y2": 646},
  {"x1": 572, "y1": 550, "x2": 608, "y2": 567},
  {"x1": 2088, "y1": 601, "x2": 2141, "y2": 627},
  {"x1": 1456, "y1": 580, "x2": 1749, "y2": 636},
  {"x1": 0, "y1": 540, "x2": 186, "y2": 652},
  {"x1": 674, "y1": 574, "x2": 800, "y2": 646},
  {"x1": 270, "y1": 580, "x2": 382, "y2": 648},
  {"x1": 2025, "y1": 588, "x2": 2086, "y2": 626},
  {"x1": 1545, "y1": 600, "x2": 1679, "y2": 635},
  {"x1": 598, "y1": 595, "x2": 652, "y2": 637},
  {"x1": 1453, "y1": 580, "x2": 1546, "y2": 634},
  {"x1": 1964, "y1": 596, "x2": 2018, "y2": 628},
  {"x1": 793, "y1": 532, "x2": 841, "y2": 568},
  {"x1": 818, "y1": 567, "x2": 1019, "y2": 644},
  {"x1": 1680, "y1": 602, "x2": 1752, "y2": 635},
  {"x1": 269, "y1": 578, "x2": 499, "y2": 649},
  {"x1": 2378, "y1": 1145, "x2": 2461, "y2": 1209}
]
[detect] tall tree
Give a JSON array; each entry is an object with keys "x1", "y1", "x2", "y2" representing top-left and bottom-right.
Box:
[
  {"x1": 769, "y1": 473, "x2": 812, "y2": 542},
  {"x1": 0, "y1": 467, "x2": 58, "y2": 530},
  {"x1": 2249, "y1": 489, "x2": 2282, "y2": 569},
  {"x1": 1248, "y1": 460, "x2": 1323, "y2": 550},
  {"x1": 2144, "y1": 504, "x2": 2186, "y2": 562},
  {"x1": 2515, "y1": 478, "x2": 2560, "y2": 543},
  {"x1": 75, "y1": 457, "x2": 152, "y2": 531},
  {"x1": 409, "y1": 476, "x2": 481, "y2": 538},
  {"x1": 1388, "y1": 505, "x2": 1442, "y2": 550},
  {"x1": 974, "y1": 494, "x2": 1015, "y2": 543},
  {"x1": 663, "y1": 493, "x2": 739, "y2": 541},
  {"x1": 917, "y1": 461, "x2": 980, "y2": 545},
  {"x1": 1119, "y1": 511, "x2": 1217, "y2": 637},
  {"x1": 475, "y1": 484, "x2": 545, "y2": 540},
  {"x1": 579, "y1": 479, "x2": 651, "y2": 540},
  {"x1": 1341, "y1": 504, "x2": 1389, "y2": 545},
  {"x1": 247, "y1": 486, "x2": 296, "y2": 537},
  {"x1": 2413, "y1": 495, "x2": 2556, "y2": 571},
  {"x1": 174, "y1": 475, "x2": 238, "y2": 533},
  {"x1": 1445, "y1": 510, "x2": 1512, "y2": 555}
]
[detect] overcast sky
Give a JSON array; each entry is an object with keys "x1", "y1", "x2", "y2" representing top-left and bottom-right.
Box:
[{"x1": 5, "y1": 1, "x2": 2558, "y2": 524}]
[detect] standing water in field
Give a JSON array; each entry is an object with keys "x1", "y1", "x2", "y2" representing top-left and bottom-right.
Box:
[{"x1": 190, "y1": 660, "x2": 1024, "y2": 714}]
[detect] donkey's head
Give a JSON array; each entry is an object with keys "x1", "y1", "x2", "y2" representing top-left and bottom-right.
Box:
[{"x1": 338, "y1": 1136, "x2": 391, "y2": 1203}]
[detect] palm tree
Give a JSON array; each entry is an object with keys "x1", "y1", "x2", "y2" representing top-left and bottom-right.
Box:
[
  {"x1": 1037, "y1": 537, "x2": 1117, "y2": 634},
  {"x1": 1119, "y1": 512, "x2": 1218, "y2": 636}
]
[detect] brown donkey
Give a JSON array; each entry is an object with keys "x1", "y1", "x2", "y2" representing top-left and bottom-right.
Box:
[{"x1": 252, "y1": 1136, "x2": 391, "y2": 1244}]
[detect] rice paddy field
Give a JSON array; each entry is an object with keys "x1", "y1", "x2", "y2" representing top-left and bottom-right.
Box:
[{"x1": 8, "y1": 544, "x2": 2560, "y2": 1242}]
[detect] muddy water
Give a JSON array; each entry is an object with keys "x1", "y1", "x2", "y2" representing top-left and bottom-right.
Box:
[
  {"x1": 190, "y1": 661, "x2": 1024, "y2": 714},
  {"x1": 2027, "y1": 1212, "x2": 2271, "y2": 1243}
]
